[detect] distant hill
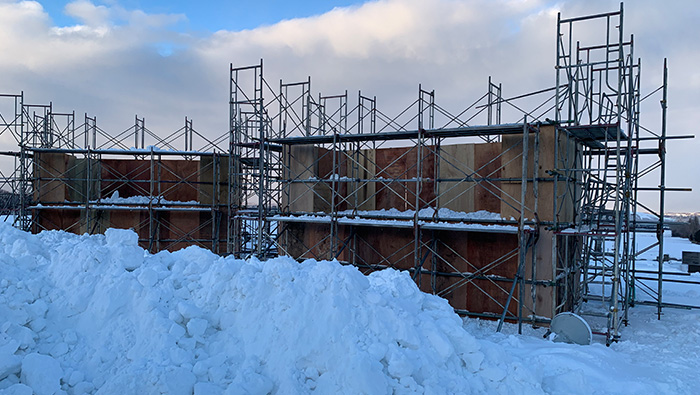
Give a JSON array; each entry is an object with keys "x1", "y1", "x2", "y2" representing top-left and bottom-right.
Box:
[
  {"x1": 665, "y1": 212, "x2": 700, "y2": 241},
  {"x1": 666, "y1": 212, "x2": 700, "y2": 221},
  {"x1": 0, "y1": 190, "x2": 28, "y2": 213}
]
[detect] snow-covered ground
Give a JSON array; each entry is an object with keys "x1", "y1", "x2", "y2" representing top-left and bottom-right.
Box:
[
  {"x1": 633, "y1": 230, "x2": 700, "y2": 307},
  {"x1": 1, "y1": 223, "x2": 699, "y2": 394}
]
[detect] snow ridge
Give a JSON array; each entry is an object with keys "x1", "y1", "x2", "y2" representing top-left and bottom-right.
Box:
[
  {"x1": 0, "y1": 224, "x2": 540, "y2": 394},
  {"x1": 2, "y1": 223, "x2": 698, "y2": 394}
]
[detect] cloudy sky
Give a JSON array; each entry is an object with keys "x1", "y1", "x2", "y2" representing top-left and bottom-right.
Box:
[{"x1": 0, "y1": 0, "x2": 697, "y2": 212}]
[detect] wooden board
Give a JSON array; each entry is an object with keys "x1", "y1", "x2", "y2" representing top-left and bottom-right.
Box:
[
  {"x1": 354, "y1": 226, "x2": 416, "y2": 269},
  {"x1": 285, "y1": 145, "x2": 333, "y2": 213},
  {"x1": 500, "y1": 125, "x2": 579, "y2": 223},
  {"x1": 100, "y1": 158, "x2": 199, "y2": 202},
  {"x1": 100, "y1": 159, "x2": 152, "y2": 199},
  {"x1": 473, "y1": 142, "x2": 502, "y2": 213},
  {"x1": 464, "y1": 232, "x2": 519, "y2": 316},
  {"x1": 438, "y1": 143, "x2": 475, "y2": 212},
  {"x1": 522, "y1": 229, "x2": 555, "y2": 319},
  {"x1": 282, "y1": 222, "x2": 333, "y2": 260},
  {"x1": 198, "y1": 156, "x2": 229, "y2": 206},
  {"x1": 435, "y1": 142, "x2": 501, "y2": 214},
  {"x1": 374, "y1": 146, "x2": 435, "y2": 211},
  {"x1": 34, "y1": 208, "x2": 81, "y2": 233},
  {"x1": 34, "y1": 153, "x2": 70, "y2": 203},
  {"x1": 157, "y1": 211, "x2": 202, "y2": 252},
  {"x1": 351, "y1": 149, "x2": 377, "y2": 211}
]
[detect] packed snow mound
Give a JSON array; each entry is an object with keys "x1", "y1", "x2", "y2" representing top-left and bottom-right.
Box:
[{"x1": 0, "y1": 223, "x2": 546, "y2": 394}]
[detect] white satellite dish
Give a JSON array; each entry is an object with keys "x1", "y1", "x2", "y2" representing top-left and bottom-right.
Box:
[{"x1": 548, "y1": 312, "x2": 592, "y2": 345}]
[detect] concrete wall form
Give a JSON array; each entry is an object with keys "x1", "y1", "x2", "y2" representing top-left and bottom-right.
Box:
[
  {"x1": 276, "y1": 125, "x2": 581, "y2": 322},
  {"x1": 32, "y1": 152, "x2": 229, "y2": 253}
]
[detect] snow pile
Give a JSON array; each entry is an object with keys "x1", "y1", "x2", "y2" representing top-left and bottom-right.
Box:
[
  {"x1": 2, "y1": 223, "x2": 698, "y2": 394},
  {"x1": 0, "y1": 223, "x2": 542, "y2": 394}
]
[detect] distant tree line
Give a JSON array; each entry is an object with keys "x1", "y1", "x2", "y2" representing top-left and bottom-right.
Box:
[
  {"x1": 670, "y1": 215, "x2": 700, "y2": 243},
  {"x1": 0, "y1": 190, "x2": 29, "y2": 214}
]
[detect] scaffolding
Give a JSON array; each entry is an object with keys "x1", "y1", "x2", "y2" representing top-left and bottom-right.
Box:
[
  {"x1": 0, "y1": 3, "x2": 694, "y2": 345},
  {"x1": 226, "y1": 3, "x2": 693, "y2": 344},
  {"x1": 552, "y1": 4, "x2": 694, "y2": 343},
  {"x1": 0, "y1": 93, "x2": 232, "y2": 253}
]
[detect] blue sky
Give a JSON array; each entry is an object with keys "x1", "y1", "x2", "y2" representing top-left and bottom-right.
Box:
[{"x1": 39, "y1": 0, "x2": 367, "y2": 32}]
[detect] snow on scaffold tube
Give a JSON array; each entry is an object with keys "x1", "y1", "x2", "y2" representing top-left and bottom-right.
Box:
[{"x1": 1, "y1": 223, "x2": 699, "y2": 394}]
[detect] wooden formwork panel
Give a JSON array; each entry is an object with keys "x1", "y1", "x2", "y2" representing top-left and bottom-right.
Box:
[
  {"x1": 436, "y1": 142, "x2": 501, "y2": 213},
  {"x1": 284, "y1": 145, "x2": 334, "y2": 213},
  {"x1": 279, "y1": 136, "x2": 569, "y2": 319},
  {"x1": 62, "y1": 156, "x2": 100, "y2": 203},
  {"x1": 198, "y1": 156, "x2": 229, "y2": 206},
  {"x1": 433, "y1": 228, "x2": 558, "y2": 320},
  {"x1": 374, "y1": 146, "x2": 435, "y2": 211},
  {"x1": 473, "y1": 143, "x2": 502, "y2": 213},
  {"x1": 285, "y1": 145, "x2": 315, "y2": 213},
  {"x1": 100, "y1": 159, "x2": 199, "y2": 202},
  {"x1": 285, "y1": 143, "x2": 507, "y2": 215},
  {"x1": 156, "y1": 160, "x2": 200, "y2": 202},
  {"x1": 35, "y1": 155, "x2": 204, "y2": 205},
  {"x1": 352, "y1": 149, "x2": 377, "y2": 211},
  {"x1": 437, "y1": 144, "x2": 475, "y2": 212},
  {"x1": 431, "y1": 230, "x2": 519, "y2": 315},
  {"x1": 317, "y1": 149, "x2": 349, "y2": 212},
  {"x1": 100, "y1": 159, "x2": 151, "y2": 198},
  {"x1": 40, "y1": 208, "x2": 223, "y2": 254},
  {"x1": 431, "y1": 230, "x2": 472, "y2": 310},
  {"x1": 463, "y1": 232, "x2": 519, "y2": 316},
  {"x1": 31, "y1": 154, "x2": 225, "y2": 255},
  {"x1": 106, "y1": 210, "x2": 147, "y2": 232},
  {"x1": 282, "y1": 222, "x2": 333, "y2": 261},
  {"x1": 375, "y1": 146, "x2": 411, "y2": 210},
  {"x1": 500, "y1": 125, "x2": 579, "y2": 223},
  {"x1": 34, "y1": 153, "x2": 70, "y2": 203},
  {"x1": 501, "y1": 129, "x2": 545, "y2": 221},
  {"x1": 282, "y1": 223, "x2": 421, "y2": 271},
  {"x1": 520, "y1": 230, "x2": 555, "y2": 319},
  {"x1": 285, "y1": 223, "x2": 539, "y2": 316},
  {"x1": 354, "y1": 226, "x2": 416, "y2": 270},
  {"x1": 158, "y1": 211, "x2": 203, "y2": 252},
  {"x1": 33, "y1": 209, "x2": 82, "y2": 234}
]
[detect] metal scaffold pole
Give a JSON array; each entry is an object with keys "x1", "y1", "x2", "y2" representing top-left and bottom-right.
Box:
[{"x1": 657, "y1": 59, "x2": 668, "y2": 320}]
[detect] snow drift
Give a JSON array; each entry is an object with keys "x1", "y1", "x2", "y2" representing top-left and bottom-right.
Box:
[
  {"x1": 1, "y1": 223, "x2": 699, "y2": 394},
  {"x1": 0, "y1": 223, "x2": 543, "y2": 394}
]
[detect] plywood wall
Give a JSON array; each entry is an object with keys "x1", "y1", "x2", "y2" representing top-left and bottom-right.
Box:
[
  {"x1": 281, "y1": 130, "x2": 582, "y2": 319},
  {"x1": 33, "y1": 154, "x2": 226, "y2": 253},
  {"x1": 500, "y1": 125, "x2": 580, "y2": 223},
  {"x1": 100, "y1": 158, "x2": 199, "y2": 202},
  {"x1": 284, "y1": 145, "x2": 333, "y2": 213}
]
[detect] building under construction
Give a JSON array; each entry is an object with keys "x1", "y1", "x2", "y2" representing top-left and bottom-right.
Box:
[{"x1": 0, "y1": 4, "x2": 694, "y2": 345}]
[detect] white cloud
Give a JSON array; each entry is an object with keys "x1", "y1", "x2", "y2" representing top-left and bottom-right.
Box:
[
  {"x1": 64, "y1": 0, "x2": 110, "y2": 27},
  {"x1": 205, "y1": 0, "x2": 545, "y2": 62},
  {"x1": 51, "y1": 24, "x2": 109, "y2": 37}
]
